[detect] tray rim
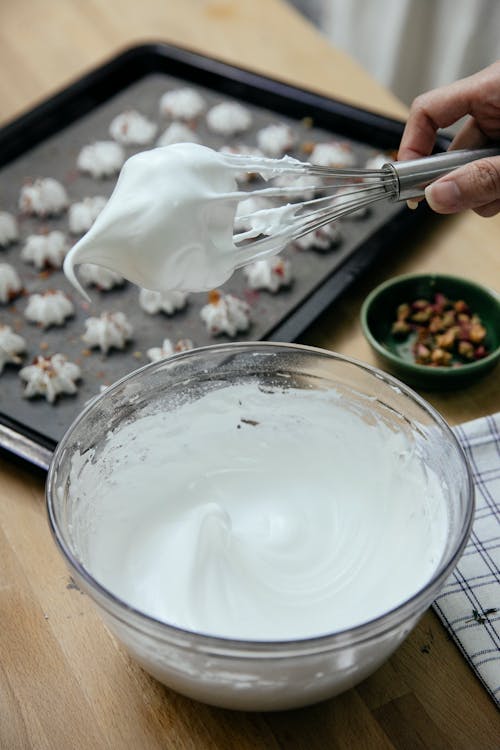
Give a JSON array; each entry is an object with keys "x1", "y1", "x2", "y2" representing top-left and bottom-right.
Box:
[
  {"x1": 0, "y1": 41, "x2": 407, "y2": 154},
  {"x1": 0, "y1": 41, "x2": 450, "y2": 470}
]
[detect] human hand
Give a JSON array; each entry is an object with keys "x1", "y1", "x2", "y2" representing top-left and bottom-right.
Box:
[{"x1": 398, "y1": 61, "x2": 500, "y2": 217}]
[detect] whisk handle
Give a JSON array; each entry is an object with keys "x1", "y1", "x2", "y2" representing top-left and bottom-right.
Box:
[{"x1": 385, "y1": 147, "x2": 500, "y2": 201}]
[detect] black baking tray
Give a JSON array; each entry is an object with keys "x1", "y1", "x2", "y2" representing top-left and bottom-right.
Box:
[{"x1": 0, "y1": 42, "x2": 449, "y2": 471}]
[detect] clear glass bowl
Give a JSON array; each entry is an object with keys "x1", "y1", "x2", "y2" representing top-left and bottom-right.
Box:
[{"x1": 46, "y1": 342, "x2": 474, "y2": 711}]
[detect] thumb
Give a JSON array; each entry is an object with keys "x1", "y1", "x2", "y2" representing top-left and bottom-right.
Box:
[{"x1": 424, "y1": 156, "x2": 500, "y2": 214}]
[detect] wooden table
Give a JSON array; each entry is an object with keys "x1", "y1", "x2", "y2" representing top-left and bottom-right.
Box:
[{"x1": 0, "y1": 2, "x2": 498, "y2": 748}]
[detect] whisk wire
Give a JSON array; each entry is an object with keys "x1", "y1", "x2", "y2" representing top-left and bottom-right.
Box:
[
  {"x1": 234, "y1": 190, "x2": 390, "y2": 266},
  {"x1": 226, "y1": 147, "x2": 500, "y2": 267}
]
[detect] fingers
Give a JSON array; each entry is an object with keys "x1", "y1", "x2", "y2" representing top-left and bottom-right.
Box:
[
  {"x1": 399, "y1": 62, "x2": 500, "y2": 217},
  {"x1": 406, "y1": 199, "x2": 420, "y2": 210},
  {"x1": 424, "y1": 156, "x2": 500, "y2": 215},
  {"x1": 398, "y1": 76, "x2": 478, "y2": 161},
  {"x1": 398, "y1": 60, "x2": 500, "y2": 161},
  {"x1": 450, "y1": 116, "x2": 491, "y2": 151}
]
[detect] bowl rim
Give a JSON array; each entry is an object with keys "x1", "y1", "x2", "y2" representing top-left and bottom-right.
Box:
[
  {"x1": 46, "y1": 340, "x2": 475, "y2": 657},
  {"x1": 360, "y1": 272, "x2": 500, "y2": 377}
]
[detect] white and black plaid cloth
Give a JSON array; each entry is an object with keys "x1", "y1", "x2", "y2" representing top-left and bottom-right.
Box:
[{"x1": 433, "y1": 412, "x2": 500, "y2": 706}]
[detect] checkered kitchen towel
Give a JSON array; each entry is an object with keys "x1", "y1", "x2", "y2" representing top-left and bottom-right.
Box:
[{"x1": 433, "y1": 412, "x2": 500, "y2": 705}]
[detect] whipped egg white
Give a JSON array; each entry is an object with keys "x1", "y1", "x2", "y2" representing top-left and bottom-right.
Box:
[
  {"x1": 63, "y1": 143, "x2": 312, "y2": 298},
  {"x1": 70, "y1": 382, "x2": 449, "y2": 641}
]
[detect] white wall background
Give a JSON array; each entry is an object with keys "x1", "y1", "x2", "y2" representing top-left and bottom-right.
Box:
[{"x1": 290, "y1": 0, "x2": 500, "y2": 106}]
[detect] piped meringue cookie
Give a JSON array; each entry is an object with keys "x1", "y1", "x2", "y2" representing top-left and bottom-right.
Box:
[
  {"x1": 295, "y1": 222, "x2": 342, "y2": 252},
  {"x1": 77, "y1": 141, "x2": 125, "y2": 178},
  {"x1": 243, "y1": 256, "x2": 292, "y2": 293},
  {"x1": 206, "y1": 102, "x2": 252, "y2": 136},
  {"x1": 159, "y1": 88, "x2": 205, "y2": 120},
  {"x1": 256, "y1": 123, "x2": 296, "y2": 158},
  {"x1": 78, "y1": 263, "x2": 125, "y2": 291},
  {"x1": 310, "y1": 141, "x2": 357, "y2": 168},
  {"x1": 147, "y1": 337, "x2": 194, "y2": 362},
  {"x1": 21, "y1": 231, "x2": 68, "y2": 270},
  {"x1": 25, "y1": 290, "x2": 74, "y2": 328},
  {"x1": 156, "y1": 122, "x2": 200, "y2": 147},
  {"x1": 0, "y1": 263, "x2": 23, "y2": 304},
  {"x1": 19, "y1": 353, "x2": 81, "y2": 403},
  {"x1": 0, "y1": 211, "x2": 19, "y2": 248},
  {"x1": 68, "y1": 196, "x2": 107, "y2": 235},
  {"x1": 82, "y1": 311, "x2": 133, "y2": 354},
  {"x1": 109, "y1": 110, "x2": 158, "y2": 146},
  {"x1": 200, "y1": 290, "x2": 251, "y2": 336},
  {"x1": 0, "y1": 324, "x2": 26, "y2": 373},
  {"x1": 138, "y1": 288, "x2": 188, "y2": 315},
  {"x1": 19, "y1": 178, "x2": 68, "y2": 217}
]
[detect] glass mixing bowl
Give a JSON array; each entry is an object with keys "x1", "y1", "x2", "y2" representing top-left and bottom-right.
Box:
[{"x1": 46, "y1": 342, "x2": 473, "y2": 711}]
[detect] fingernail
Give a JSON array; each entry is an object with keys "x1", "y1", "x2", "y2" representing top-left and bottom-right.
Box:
[
  {"x1": 406, "y1": 199, "x2": 419, "y2": 210},
  {"x1": 425, "y1": 180, "x2": 461, "y2": 212}
]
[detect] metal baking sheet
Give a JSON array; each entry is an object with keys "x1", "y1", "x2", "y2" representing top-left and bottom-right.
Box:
[{"x1": 0, "y1": 43, "x2": 442, "y2": 468}]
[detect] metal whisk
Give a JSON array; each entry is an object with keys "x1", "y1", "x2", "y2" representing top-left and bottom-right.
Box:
[{"x1": 222, "y1": 147, "x2": 500, "y2": 266}]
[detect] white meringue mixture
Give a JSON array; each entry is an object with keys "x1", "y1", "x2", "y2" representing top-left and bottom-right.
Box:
[
  {"x1": 63, "y1": 143, "x2": 316, "y2": 297},
  {"x1": 58, "y1": 137, "x2": 450, "y2": 644},
  {"x1": 74, "y1": 382, "x2": 449, "y2": 640},
  {"x1": 64, "y1": 144, "x2": 245, "y2": 296}
]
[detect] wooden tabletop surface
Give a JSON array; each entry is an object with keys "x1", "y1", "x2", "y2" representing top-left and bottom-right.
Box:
[{"x1": 0, "y1": 1, "x2": 498, "y2": 748}]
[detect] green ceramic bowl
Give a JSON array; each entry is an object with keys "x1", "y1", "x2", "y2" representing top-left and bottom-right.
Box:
[{"x1": 361, "y1": 273, "x2": 500, "y2": 390}]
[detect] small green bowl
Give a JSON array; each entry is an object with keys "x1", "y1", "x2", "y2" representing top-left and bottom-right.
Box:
[{"x1": 361, "y1": 273, "x2": 500, "y2": 390}]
